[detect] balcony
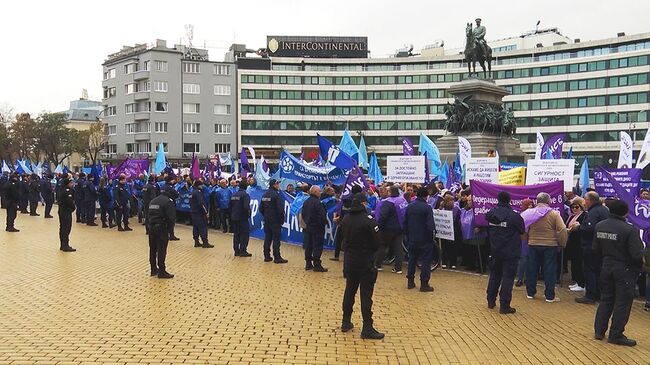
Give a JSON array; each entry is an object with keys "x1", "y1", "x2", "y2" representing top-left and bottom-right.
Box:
[
  {"x1": 132, "y1": 70, "x2": 149, "y2": 81},
  {"x1": 133, "y1": 91, "x2": 150, "y2": 100},
  {"x1": 134, "y1": 132, "x2": 151, "y2": 141},
  {"x1": 133, "y1": 111, "x2": 150, "y2": 120}
]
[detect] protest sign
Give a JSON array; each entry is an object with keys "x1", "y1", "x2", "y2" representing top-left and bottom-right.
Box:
[
  {"x1": 386, "y1": 155, "x2": 425, "y2": 183},
  {"x1": 466, "y1": 157, "x2": 499, "y2": 184},
  {"x1": 433, "y1": 209, "x2": 454, "y2": 240},
  {"x1": 471, "y1": 180, "x2": 564, "y2": 226},
  {"x1": 499, "y1": 167, "x2": 526, "y2": 186},
  {"x1": 525, "y1": 159, "x2": 575, "y2": 191},
  {"x1": 593, "y1": 168, "x2": 642, "y2": 197}
]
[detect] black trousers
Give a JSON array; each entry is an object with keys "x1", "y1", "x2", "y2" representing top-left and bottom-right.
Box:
[
  {"x1": 29, "y1": 200, "x2": 39, "y2": 215},
  {"x1": 594, "y1": 263, "x2": 637, "y2": 339},
  {"x1": 44, "y1": 199, "x2": 53, "y2": 217},
  {"x1": 407, "y1": 241, "x2": 433, "y2": 283},
  {"x1": 85, "y1": 201, "x2": 95, "y2": 223},
  {"x1": 486, "y1": 256, "x2": 519, "y2": 309},
  {"x1": 333, "y1": 228, "x2": 343, "y2": 258},
  {"x1": 303, "y1": 228, "x2": 325, "y2": 266},
  {"x1": 219, "y1": 208, "x2": 231, "y2": 233},
  {"x1": 19, "y1": 198, "x2": 28, "y2": 213},
  {"x1": 209, "y1": 206, "x2": 220, "y2": 229},
  {"x1": 114, "y1": 205, "x2": 129, "y2": 227},
  {"x1": 342, "y1": 267, "x2": 377, "y2": 324},
  {"x1": 58, "y1": 209, "x2": 72, "y2": 248},
  {"x1": 148, "y1": 224, "x2": 169, "y2": 272},
  {"x1": 232, "y1": 219, "x2": 250, "y2": 254},
  {"x1": 75, "y1": 200, "x2": 85, "y2": 222},
  {"x1": 192, "y1": 214, "x2": 208, "y2": 243},
  {"x1": 374, "y1": 231, "x2": 404, "y2": 270},
  {"x1": 100, "y1": 204, "x2": 114, "y2": 225},
  {"x1": 583, "y1": 248, "x2": 602, "y2": 300},
  {"x1": 5, "y1": 204, "x2": 17, "y2": 229},
  {"x1": 441, "y1": 239, "x2": 458, "y2": 267},
  {"x1": 263, "y1": 223, "x2": 282, "y2": 259}
]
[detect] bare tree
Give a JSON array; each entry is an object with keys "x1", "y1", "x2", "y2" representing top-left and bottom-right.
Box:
[{"x1": 84, "y1": 119, "x2": 107, "y2": 164}]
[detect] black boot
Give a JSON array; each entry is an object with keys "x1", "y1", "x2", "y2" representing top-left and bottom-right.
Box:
[
  {"x1": 608, "y1": 336, "x2": 637, "y2": 347},
  {"x1": 201, "y1": 241, "x2": 214, "y2": 248},
  {"x1": 150, "y1": 268, "x2": 158, "y2": 277},
  {"x1": 60, "y1": 245, "x2": 76, "y2": 252},
  {"x1": 157, "y1": 271, "x2": 174, "y2": 279},
  {"x1": 194, "y1": 239, "x2": 202, "y2": 247},
  {"x1": 420, "y1": 281, "x2": 434, "y2": 292},
  {"x1": 407, "y1": 278, "x2": 416, "y2": 289},
  {"x1": 341, "y1": 317, "x2": 354, "y2": 332},
  {"x1": 360, "y1": 322, "x2": 384, "y2": 340},
  {"x1": 124, "y1": 225, "x2": 133, "y2": 231},
  {"x1": 117, "y1": 225, "x2": 124, "y2": 232},
  {"x1": 305, "y1": 261, "x2": 314, "y2": 270},
  {"x1": 102, "y1": 222, "x2": 108, "y2": 228}
]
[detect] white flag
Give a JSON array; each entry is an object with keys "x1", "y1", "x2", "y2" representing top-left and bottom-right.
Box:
[
  {"x1": 635, "y1": 129, "x2": 650, "y2": 169},
  {"x1": 617, "y1": 131, "x2": 634, "y2": 168},
  {"x1": 458, "y1": 137, "x2": 472, "y2": 168},
  {"x1": 535, "y1": 132, "x2": 544, "y2": 160}
]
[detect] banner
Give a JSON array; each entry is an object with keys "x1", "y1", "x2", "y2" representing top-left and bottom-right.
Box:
[
  {"x1": 458, "y1": 137, "x2": 472, "y2": 168},
  {"x1": 599, "y1": 168, "x2": 650, "y2": 232},
  {"x1": 108, "y1": 158, "x2": 149, "y2": 179},
  {"x1": 525, "y1": 159, "x2": 575, "y2": 191},
  {"x1": 386, "y1": 155, "x2": 425, "y2": 183},
  {"x1": 279, "y1": 149, "x2": 346, "y2": 186},
  {"x1": 402, "y1": 137, "x2": 414, "y2": 156},
  {"x1": 499, "y1": 167, "x2": 526, "y2": 186},
  {"x1": 535, "y1": 132, "x2": 544, "y2": 160},
  {"x1": 317, "y1": 134, "x2": 356, "y2": 170},
  {"x1": 433, "y1": 209, "x2": 454, "y2": 240},
  {"x1": 594, "y1": 168, "x2": 642, "y2": 197},
  {"x1": 541, "y1": 133, "x2": 565, "y2": 159},
  {"x1": 618, "y1": 131, "x2": 633, "y2": 168},
  {"x1": 466, "y1": 157, "x2": 499, "y2": 184},
  {"x1": 471, "y1": 180, "x2": 565, "y2": 226},
  {"x1": 500, "y1": 162, "x2": 525, "y2": 171},
  {"x1": 636, "y1": 129, "x2": 650, "y2": 169}
]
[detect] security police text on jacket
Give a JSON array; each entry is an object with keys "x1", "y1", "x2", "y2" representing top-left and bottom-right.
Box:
[
  {"x1": 486, "y1": 200, "x2": 526, "y2": 259},
  {"x1": 260, "y1": 182, "x2": 285, "y2": 226},
  {"x1": 148, "y1": 192, "x2": 177, "y2": 229},
  {"x1": 593, "y1": 211, "x2": 644, "y2": 271}
]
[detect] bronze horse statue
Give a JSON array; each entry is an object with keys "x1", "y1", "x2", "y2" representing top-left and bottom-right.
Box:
[{"x1": 465, "y1": 23, "x2": 492, "y2": 78}]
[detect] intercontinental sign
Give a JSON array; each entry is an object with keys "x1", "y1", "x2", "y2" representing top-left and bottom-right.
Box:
[{"x1": 266, "y1": 36, "x2": 368, "y2": 58}]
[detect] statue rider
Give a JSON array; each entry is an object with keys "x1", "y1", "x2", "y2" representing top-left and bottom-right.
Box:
[{"x1": 473, "y1": 18, "x2": 487, "y2": 58}]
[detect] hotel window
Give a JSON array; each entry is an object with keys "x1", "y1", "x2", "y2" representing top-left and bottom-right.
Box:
[
  {"x1": 125, "y1": 123, "x2": 136, "y2": 134},
  {"x1": 103, "y1": 68, "x2": 116, "y2": 80},
  {"x1": 183, "y1": 103, "x2": 200, "y2": 114},
  {"x1": 214, "y1": 85, "x2": 231, "y2": 95},
  {"x1": 154, "y1": 122, "x2": 168, "y2": 133},
  {"x1": 107, "y1": 125, "x2": 117, "y2": 135},
  {"x1": 183, "y1": 143, "x2": 200, "y2": 154},
  {"x1": 105, "y1": 106, "x2": 116, "y2": 116},
  {"x1": 183, "y1": 83, "x2": 201, "y2": 94},
  {"x1": 154, "y1": 60, "x2": 168, "y2": 72},
  {"x1": 183, "y1": 123, "x2": 201, "y2": 134},
  {"x1": 214, "y1": 123, "x2": 231, "y2": 134},
  {"x1": 125, "y1": 103, "x2": 137, "y2": 114},
  {"x1": 155, "y1": 102, "x2": 168, "y2": 112},
  {"x1": 153, "y1": 81, "x2": 168, "y2": 92},
  {"x1": 107, "y1": 144, "x2": 117, "y2": 154},
  {"x1": 125, "y1": 83, "x2": 138, "y2": 94},
  {"x1": 183, "y1": 62, "x2": 200, "y2": 73},
  {"x1": 215, "y1": 143, "x2": 230, "y2": 153},
  {"x1": 213, "y1": 104, "x2": 230, "y2": 115},
  {"x1": 214, "y1": 64, "x2": 230, "y2": 75},
  {"x1": 124, "y1": 63, "x2": 138, "y2": 74}
]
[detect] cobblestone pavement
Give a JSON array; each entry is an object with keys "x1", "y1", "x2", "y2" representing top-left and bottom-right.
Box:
[{"x1": 0, "y1": 209, "x2": 648, "y2": 364}]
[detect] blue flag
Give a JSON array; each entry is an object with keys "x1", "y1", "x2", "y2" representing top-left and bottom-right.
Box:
[
  {"x1": 418, "y1": 133, "x2": 442, "y2": 177},
  {"x1": 438, "y1": 158, "x2": 449, "y2": 187},
  {"x1": 154, "y1": 142, "x2": 166, "y2": 174},
  {"x1": 279, "y1": 149, "x2": 346, "y2": 185},
  {"x1": 358, "y1": 135, "x2": 369, "y2": 170},
  {"x1": 566, "y1": 146, "x2": 573, "y2": 160},
  {"x1": 339, "y1": 129, "x2": 359, "y2": 158},
  {"x1": 545, "y1": 149, "x2": 554, "y2": 160},
  {"x1": 317, "y1": 134, "x2": 356, "y2": 170},
  {"x1": 453, "y1": 151, "x2": 463, "y2": 181},
  {"x1": 368, "y1": 153, "x2": 384, "y2": 184},
  {"x1": 579, "y1": 157, "x2": 589, "y2": 195}
]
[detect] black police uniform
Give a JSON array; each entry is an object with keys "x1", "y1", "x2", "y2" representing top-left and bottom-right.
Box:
[
  {"x1": 580, "y1": 202, "x2": 610, "y2": 302},
  {"x1": 3, "y1": 177, "x2": 19, "y2": 231},
  {"x1": 98, "y1": 184, "x2": 114, "y2": 228},
  {"x1": 41, "y1": 178, "x2": 54, "y2": 218},
  {"x1": 339, "y1": 202, "x2": 383, "y2": 338},
  {"x1": 301, "y1": 194, "x2": 328, "y2": 270},
  {"x1": 18, "y1": 177, "x2": 29, "y2": 213},
  {"x1": 593, "y1": 214, "x2": 644, "y2": 344},
  {"x1": 114, "y1": 182, "x2": 131, "y2": 231},
  {"x1": 83, "y1": 179, "x2": 98, "y2": 225},
  {"x1": 230, "y1": 187, "x2": 251, "y2": 256},
  {"x1": 147, "y1": 193, "x2": 176, "y2": 277},
  {"x1": 141, "y1": 181, "x2": 158, "y2": 230},
  {"x1": 28, "y1": 177, "x2": 41, "y2": 216},
  {"x1": 260, "y1": 186, "x2": 285, "y2": 262},
  {"x1": 333, "y1": 195, "x2": 353, "y2": 259},
  {"x1": 56, "y1": 184, "x2": 76, "y2": 251},
  {"x1": 404, "y1": 196, "x2": 436, "y2": 289},
  {"x1": 162, "y1": 182, "x2": 179, "y2": 239},
  {"x1": 73, "y1": 177, "x2": 86, "y2": 222},
  {"x1": 190, "y1": 185, "x2": 211, "y2": 247},
  {"x1": 485, "y1": 202, "x2": 525, "y2": 312}
]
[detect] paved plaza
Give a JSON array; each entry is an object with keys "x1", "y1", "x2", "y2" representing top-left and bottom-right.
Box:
[{"x1": 0, "y1": 209, "x2": 648, "y2": 365}]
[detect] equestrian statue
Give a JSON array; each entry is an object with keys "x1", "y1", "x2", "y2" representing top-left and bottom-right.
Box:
[{"x1": 465, "y1": 18, "x2": 493, "y2": 78}]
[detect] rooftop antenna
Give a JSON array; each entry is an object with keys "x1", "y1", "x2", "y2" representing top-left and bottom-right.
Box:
[
  {"x1": 185, "y1": 24, "x2": 194, "y2": 49},
  {"x1": 535, "y1": 20, "x2": 541, "y2": 33}
]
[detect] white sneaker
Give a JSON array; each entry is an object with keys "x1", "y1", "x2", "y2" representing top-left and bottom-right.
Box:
[
  {"x1": 442, "y1": 264, "x2": 448, "y2": 269},
  {"x1": 568, "y1": 283, "x2": 579, "y2": 289},
  {"x1": 376, "y1": 267, "x2": 383, "y2": 271},
  {"x1": 526, "y1": 295, "x2": 535, "y2": 299},
  {"x1": 546, "y1": 297, "x2": 561, "y2": 303},
  {"x1": 391, "y1": 268, "x2": 403, "y2": 274},
  {"x1": 570, "y1": 285, "x2": 585, "y2": 292}
]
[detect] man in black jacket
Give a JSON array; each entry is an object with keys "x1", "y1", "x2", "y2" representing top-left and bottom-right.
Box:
[
  {"x1": 141, "y1": 175, "x2": 158, "y2": 232},
  {"x1": 114, "y1": 175, "x2": 132, "y2": 231},
  {"x1": 73, "y1": 173, "x2": 86, "y2": 222},
  {"x1": 83, "y1": 175, "x2": 98, "y2": 226},
  {"x1": 593, "y1": 200, "x2": 644, "y2": 346},
  {"x1": 374, "y1": 186, "x2": 406, "y2": 273},
  {"x1": 405, "y1": 187, "x2": 435, "y2": 292},
  {"x1": 485, "y1": 191, "x2": 525, "y2": 314},
  {"x1": 260, "y1": 179, "x2": 288, "y2": 263},
  {"x1": 577, "y1": 191, "x2": 610, "y2": 304},
  {"x1": 18, "y1": 175, "x2": 29, "y2": 214},
  {"x1": 301, "y1": 185, "x2": 328, "y2": 272},
  {"x1": 147, "y1": 190, "x2": 176, "y2": 278},
  {"x1": 56, "y1": 178, "x2": 77, "y2": 252},
  {"x1": 339, "y1": 193, "x2": 384, "y2": 340},
  {"x1": 162, "y1": 175, "x2": 180, "y2": 240},
  {"x1": 41, "y1": 174, "x2": 55, "y2": 218},
  {"x1": 3, "y1": 173, "x2": 20, "y2": 232},
  {"x1": 230, "y1": 179, "x2": 251, "y2": 257},
  {"x1": 190, "y1": 180, "x2": 213, "y2": 248},
  {"x1": 28, "y1": 174, "x2": 41, "y2": 216}
]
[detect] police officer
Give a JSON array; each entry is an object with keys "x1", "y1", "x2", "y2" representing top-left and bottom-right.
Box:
[
  {"x1": 3, "y1": 172, "x2": 20, "y2": 232},
  {"x1": 231, "y1": 179, "x2": 252, "y2": 257},
  {"x1": 404, "y1": 187, "x2": 435, "y2": 292},
  {"x1": 260, "y1": 179, "x2": 288, "y2": 263},
  {"x1": 339, "y1": 193, "x2": 384, "y2": 339},
  {"x1": 302, "y1": 185, "x2": 328, "y2": 272},
  {"x1": 84, "y1": 175, "x2": 98, "y2": 226},
  {"x1": 147, "y1": 190, "x2": 176, "y2": 279},
  {"x1": 190, "y1": 180, "x2": 214, "y2": 248},
  {"x1": 485, "y1": 191, "x2": 525, "y2": 314},
  {"x1": 41, "y1": 174, "x2": 55, "y2": 218},
  {"x1": 18, "y1": 174, "x2": 29, "y2": 214},
  {"x1": 57, "y1": 178, "x2": 76, "y2": 252},
  {"x1": 162, "y1": 175, "x2": 180, "y2": 240},
  {"x1": 141, "y1": 175, "x2": 158, "y2": 231},
  {"x1": 114, "y1": 175, "x2": 132, "y2": 231},
  {"x1": 332, "y1": 185, "x2": 362, "y2": 261},
  {"x1": 73, "y1": 173, "x2": 86, "y2": 222},
  {"x1": 98, "y1": 177, "x2": 115, "y2": 228},
  {"x1": 593, "y1": 200, "x2": 644, "y2": 346},
  {"x1": 28, "y1": 173, "x2": 41, "y2": 216}
]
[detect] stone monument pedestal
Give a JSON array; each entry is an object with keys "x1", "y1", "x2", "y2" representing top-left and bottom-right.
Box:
[{"x1": 436, "y1": 133, "x2": 525, "y2": 164}]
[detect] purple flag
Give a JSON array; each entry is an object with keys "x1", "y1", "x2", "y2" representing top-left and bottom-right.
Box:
[
  {"x1": 402, "y1": 137, "x2": 414, "y2": 156},
  {"x1": 341, "y1": 165, "x2": 370, "y2": 201},
  {"x1": 471, "y1": 180, "x2": 564, "y2": 226},
  {"x1": 108, "y1": 158, "x2": 149, "y2": 179},
  {"x1": 190, "y1": 154, "x2": 200, "y2": 179},
  {"x1": 240, "y1": 148, "x2": 250, "y2": 174},
  {"x1": 599, "y1": 167, "x2": 650, "y2": 230},
  {"x1": 541, "y1": 133, "x2": 565, "y2": 159},
  {"x1": 215, "y1": 157, "x2": 222, "y2": 179},
  {"x1": 593, "y1": 168, "x2": 642, "y2": 197}
]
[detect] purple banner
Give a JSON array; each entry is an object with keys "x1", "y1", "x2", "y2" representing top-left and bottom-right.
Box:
[
  {"x1": 471, "y1": 180, "x2": 565, "y2": 226},
  {"x1": 402, "y1": 137, "x2": 414, "y2": 156},
  {"x1": 541, "y1": 133, "x2": 565, "y2": 159},
  {"x1": 108, "y1": 158, "x2": 149, "y2": 179},
  {"x1": 341, "y1": 165, "x2": 369, "y2": 200},
  {"x1": 599, "y1": 167, "x2": 650, "y2": 231},
  {"x1": 593, "y1": 168, "x2": 642, "y2": 197}
]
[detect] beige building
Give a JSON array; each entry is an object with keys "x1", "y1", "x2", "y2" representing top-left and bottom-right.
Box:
[{"x1": 60, "y1": 96, "x2": 103, "y2": 172}]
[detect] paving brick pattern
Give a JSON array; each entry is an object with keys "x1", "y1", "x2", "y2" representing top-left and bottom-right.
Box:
[{"x1": 0, "y1": 209, "x2": 648, "y2": 364}]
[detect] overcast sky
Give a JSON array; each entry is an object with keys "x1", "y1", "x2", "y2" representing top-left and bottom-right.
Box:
[{"x1": 1, "y1": 0, "x2": 648, "y2": 115}]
